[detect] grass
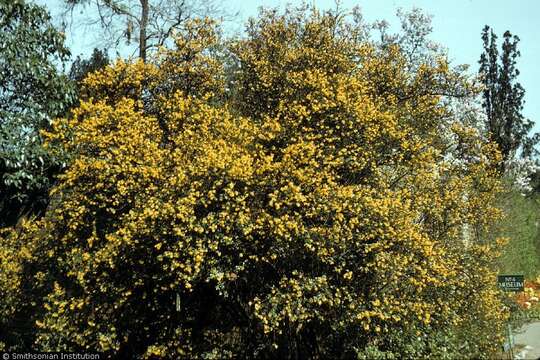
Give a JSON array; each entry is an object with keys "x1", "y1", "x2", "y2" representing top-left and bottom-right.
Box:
[{"x1": 494, "y1": 189, "x2": 540, "y2": 279}]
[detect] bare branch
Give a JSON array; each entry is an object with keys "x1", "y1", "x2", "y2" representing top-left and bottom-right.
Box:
[{"x1": 62, "y1": 0, "x2": 231, "y2": 59}]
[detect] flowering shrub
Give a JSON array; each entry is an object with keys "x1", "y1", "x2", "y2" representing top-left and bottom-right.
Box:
[
  {"x1": 0, "y1": 7, "x2": 508, "y2": 358},
  {"x1": 515, "y1": 277, "x2": 540, "y2": 311}
]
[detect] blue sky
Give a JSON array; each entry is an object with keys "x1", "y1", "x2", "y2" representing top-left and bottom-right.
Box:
[{"x1": 37, "y1": 0, "x2": 540, "y2": 131}]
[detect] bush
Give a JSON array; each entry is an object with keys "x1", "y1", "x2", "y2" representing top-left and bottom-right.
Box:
[{"x1": 1, "y1": 7, "x2": 508, "y2": 358}]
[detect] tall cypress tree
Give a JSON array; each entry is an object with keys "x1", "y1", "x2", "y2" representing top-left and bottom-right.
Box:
[{"x1": 479, "y1": 25, "x2": 538, "y2": 171}]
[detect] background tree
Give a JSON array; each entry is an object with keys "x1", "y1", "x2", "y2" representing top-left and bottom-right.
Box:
[
  {"x1": 63, "y1": 0, "x2": 228, "y2": 61},
  {"x1": 69, "y1": 48, "x2": 110, "y2": 84},
  {"x1": 479, "y1": 25, "x2": 538, "y2": 171},
  {"x1": 0, "y1": 0, "x2": 75, "y2": 228}
]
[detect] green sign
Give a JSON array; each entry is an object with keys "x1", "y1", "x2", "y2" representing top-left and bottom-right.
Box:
[{"x1": 497, "y1": 275, "x2": 524, "y2": 292}]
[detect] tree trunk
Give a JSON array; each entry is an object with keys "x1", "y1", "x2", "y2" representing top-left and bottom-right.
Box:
[{"x1": 139, "y1": 0, "x2": 149, "y2": 61}]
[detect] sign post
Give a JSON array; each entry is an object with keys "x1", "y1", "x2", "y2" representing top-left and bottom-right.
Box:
[{"x1": 497, "y1": 274, "x2": 524, "y2": 359}]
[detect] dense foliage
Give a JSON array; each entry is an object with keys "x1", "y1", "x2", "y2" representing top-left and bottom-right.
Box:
[
  {"x1": 1, "y1": 7, "x2": 509, "y2": 358},
  {"x1": 69, "y1": 48, "x2": 110, "y2": 84},
  {"x1": 494, "y1": 189, "x2": 540, "y2": 279},
  {"x1": 0, "y1": 0, "x2": 74, "y2": 227},
  {"x1": 479, "y1": 25, "x2": 539, "y2": 169}
]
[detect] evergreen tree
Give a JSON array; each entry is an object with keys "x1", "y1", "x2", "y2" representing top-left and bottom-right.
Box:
[
  {"x1": 479, "y1": 25, "x2": 538, "y2": 171},
  {"x1": 69, "y1": 48, "x2": 110, "y2": 84}
]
